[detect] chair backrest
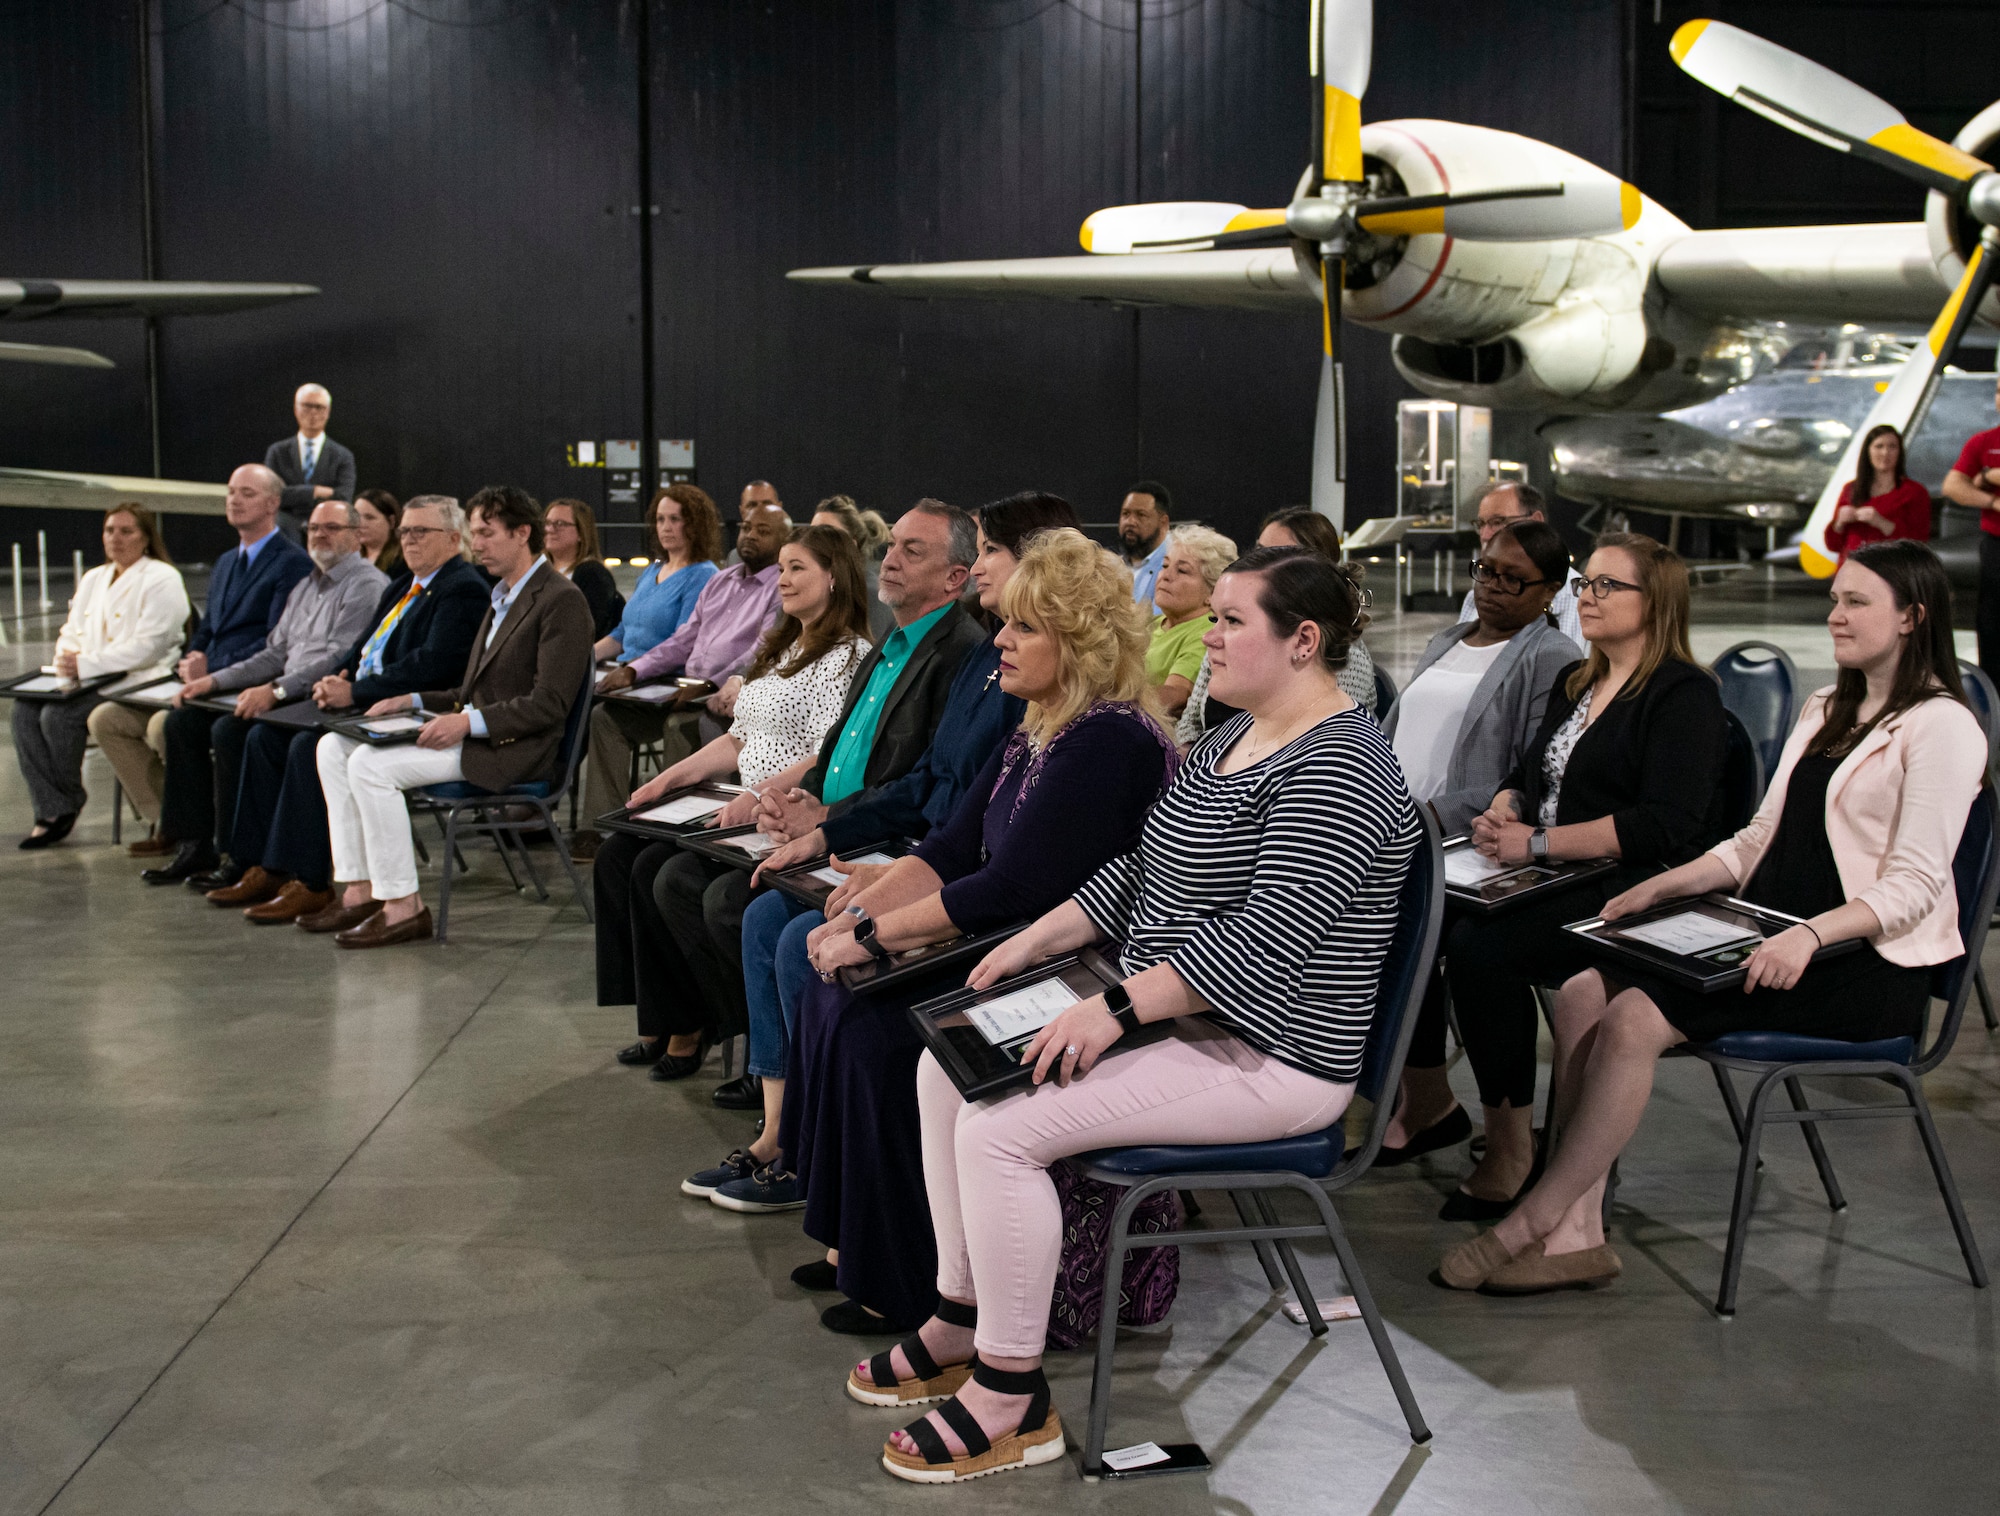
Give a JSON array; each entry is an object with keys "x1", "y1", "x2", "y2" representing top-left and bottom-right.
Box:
[
  {"x1": 1717, "y1": 708, "x2": 1764, "y2": 833},
  {"x1": 1372, "y1": 665, "x2": 1398, "y2": 722},
  {"x1": 547, "y1": 666, "x2": 596, "y2": 803},
  {"x1": 1349, "y1": 806, "x2": 1447, "y2": 1157},
  {"x1": 1955, "y1": 660, "x2": 1998, "y2": 774},
  {"x1": 1711, "y1": 640, "x2": 1798, "y2": 783},
  {"x1": 1920, "y1": 784, "x2": 2000, "y2": 1073}
]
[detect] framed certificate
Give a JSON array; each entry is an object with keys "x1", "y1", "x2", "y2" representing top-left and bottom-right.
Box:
[
  {"x1": 0, "y1": 669, "x2": 124, "y2": 702},
  {"x1": 325, "y1": 710, "x2": 438, "y2": 746},
  {"x1": 677, "y1": 823, "x2": 787, "y2": 871},
  {"x1": 838, "y1": 922, "x2": 1027, "y2": 996},
  {"x1": 597, "y1": 785, "x2": 742, "y2": 841},
  {"x1": 253, "y1": 699, "x2": 339, "y2": 732},
  {"x1": 1563, "y1": 892, "x2": 1862, "y2": 993},
  {"x1": 1441, "y1": 835, "x2": 1618, "y2": 914},
  {"x1": 908, "y1": 946, "x2": 1159, "y2": 1100},
  {"x1": 768, "y1": 842, "x2": 911, "y2": 908},
  {"x1": 600, "y1": 676, "x2": 713, "y2": 708}
]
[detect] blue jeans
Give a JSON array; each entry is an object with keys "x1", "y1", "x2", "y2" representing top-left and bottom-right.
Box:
[{"x1": 742, "y1": 888, "x2": 824, "y2": 1080}]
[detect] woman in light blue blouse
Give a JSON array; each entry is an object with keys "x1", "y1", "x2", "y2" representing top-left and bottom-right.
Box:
[{"x1": 594, "y1": 483, "x2": 724, "y2": 662}]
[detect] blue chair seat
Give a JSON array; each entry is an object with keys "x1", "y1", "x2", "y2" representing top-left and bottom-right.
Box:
[
  {"x1": 1702, "y1": 1030, "x2": 1914, "y2": 1066},
  {"x1": 1077, "y1": 1125, "x2": 1345, "y2": 1182},
  {"x1": 419, "y1": 779, "x2": 552, "y2": 801}
]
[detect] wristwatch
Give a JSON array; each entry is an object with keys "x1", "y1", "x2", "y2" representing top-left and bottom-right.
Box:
[
  {"x1": 854, "y1": 914, "x2": 892, "y2": 961},
  {"x1": 1529, "y1": 828, "x2": 1549, "y2": 861},
  {"x1": 1103, "y1": 981, "x2": 1142, "y2": 1039}
]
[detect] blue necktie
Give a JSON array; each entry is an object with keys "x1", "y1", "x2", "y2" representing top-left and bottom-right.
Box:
[{"x1": 302, "y1": 439, "x2": 318, "y2": 477}]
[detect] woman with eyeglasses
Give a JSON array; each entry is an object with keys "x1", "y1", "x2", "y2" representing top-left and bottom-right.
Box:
[
  {"x1": 1375, "y1": 521, "x2": 1583, "y2": 1165},
  {"x1": 543, "y1": 498, "x2": 626, "y2": 640},
  {"x1": 1412, "y1": 533, "x2": 1730, "y2": 1222}
]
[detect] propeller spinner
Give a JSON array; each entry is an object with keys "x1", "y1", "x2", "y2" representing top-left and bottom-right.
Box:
[{"x1": 1672, "y1": 19, "x2": 2000, "y2": 576}]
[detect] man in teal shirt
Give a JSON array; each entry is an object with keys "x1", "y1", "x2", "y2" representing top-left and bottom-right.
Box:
[{"x1": 757, "y1": 499, "x2": 985, "y2": 832}]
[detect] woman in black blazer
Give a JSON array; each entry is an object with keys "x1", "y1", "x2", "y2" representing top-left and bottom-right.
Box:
[
  {"x1": 545, "y1": 498, "x2": 627, "y2": 640},
  {"x1": 1392, "y1": 534, "x2": 1729, "y2": 1220}
]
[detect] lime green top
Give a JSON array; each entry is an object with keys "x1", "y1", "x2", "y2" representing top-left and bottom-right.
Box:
[{"x1": 1146, "y1": 612, "x2": 1213, "y2": 685}]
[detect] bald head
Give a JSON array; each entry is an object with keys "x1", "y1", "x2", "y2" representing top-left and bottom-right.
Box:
[
  {"x1": 294, "y1": 383, "x2": 331, "y2": 439},
  {"x1": 225, "y1": 463, "x2": 284, "y2": 541}
]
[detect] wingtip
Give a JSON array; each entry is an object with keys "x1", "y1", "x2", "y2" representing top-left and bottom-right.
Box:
[
  {"x1": 785, "y1": 265, "x2": 879, "y2": 286},
  {"x1": 1668, "y1": 18, "x2": 1710, "y2": 65}
]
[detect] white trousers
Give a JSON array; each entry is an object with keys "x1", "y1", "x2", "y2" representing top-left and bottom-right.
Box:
[{"x1": 316, "y1": 733, "x2": 464, "y2": 901}]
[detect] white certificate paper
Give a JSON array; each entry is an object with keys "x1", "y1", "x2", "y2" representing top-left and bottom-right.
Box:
[
  {"x1": 635, "y1": 794, "x2": 725, "y2": 825},
  {"x1": 361, "y1": 714, "x2": 426, "y2": 735},
  {"x1": 966, "y1": 978, "x2": 1079, "y2": 1047},
  {"x1": 804, "y1": 850, "x2": 897, "y2": 887},
  {"x1": 12, "y1": 674, "x2": 74, "y2": 693},
  {"x1": 623, "y1": 683, "x2": 678, "y2": 703},
  {"x1": 1445, "y1": 849, "x2": 1516, "y2": 887},
  {"x1": 1618, "y1": 911, "x2": 1760, "y2": 956},
  {"x1": 719, "y1": 831, "x2": 779, "y2": 857}
]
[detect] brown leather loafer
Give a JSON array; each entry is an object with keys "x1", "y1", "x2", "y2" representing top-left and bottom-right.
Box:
[
  {"x1": 297, "y1": 897, "x2": 384, "y2": 934},
  {"x1": 1432, "y1": 1228, "x2": 1524, "y2": 1291},
  {"x1": 1479, "y1": 1241, "x2": 1622, "y2": 1296},
  {"x1": 246, "y1": 881, "x2": 334, "y2": 924},
  {"x1": 207, "y1": 865, "x2": 280, "y2": 907},
  {"x1": 335, "y1": 905, "x2": 434, "y2": 949},
  {"x1": 127, "y1": 834, "x2": 172, "y2": 857}
]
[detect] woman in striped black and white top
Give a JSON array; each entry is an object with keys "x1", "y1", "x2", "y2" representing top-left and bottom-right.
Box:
[{"x1": 870, "y1": 547, "x2": 1419, "y2": 1485}]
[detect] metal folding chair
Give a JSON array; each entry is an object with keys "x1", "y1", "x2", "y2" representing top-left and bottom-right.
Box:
[
  {"x1": 1068, "y1": 808, "x2": 1446, "y2": 1473},
  {"x1": 407, "y1": 668, "x2": 597, "y2": 944},
  {"x1": 1680, "y1": 786, "x2": 1997, "y2": 1317}
]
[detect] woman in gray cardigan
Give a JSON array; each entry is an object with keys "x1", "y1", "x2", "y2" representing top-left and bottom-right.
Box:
[{"x1": 1377, "y1": 520, "x2": 1581, "y2": 1166}]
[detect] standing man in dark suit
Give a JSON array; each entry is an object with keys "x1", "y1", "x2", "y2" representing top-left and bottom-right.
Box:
[
  {"x1": 219, "y1": 495, "x2": 490, "y2": 925},
  {"x1": 313, "y1": 486, "x2": 594, "y2": 948},
  {"x1": 265, "y1": 383, "x2": 357, "y2": 540}
]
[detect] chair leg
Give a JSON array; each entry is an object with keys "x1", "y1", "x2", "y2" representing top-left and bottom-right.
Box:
[
  {"x1": 1299, "y1": 1182, "x2": 1430, "y2": 1444},
  {"x1": 543, "y1": 801, "x2": 595, "y2": 923},
  {"x1": 510, "y1": 825, "x2": 549, "y2": 900},
  {"x1": 1709, "y1": 1061, "x2": 1749, "y2": 1144},
  {"x1": 1083, "y1": 1179, "x2": 1161, "y2": 1475},
  {"x1": 1891, "y1": 1069, "x2": 1990, "y2": 1289},
  {"x1": 1716, "y1": 1070, "x2": 1781, "y2": 1317},
  {"x1": 1976, "y1": 965, "x2": 1998, "y2": 1033},
  {"x1": 490, "y1": 824, "x2": 525, "y2": 890},
  {"x1": 112, "y1": 777, "x2": 123, "y2": 844},
  {"x1": 1250, "y1": 1192, "x2": 1327, "y2": 1337},
  {"x1": 436, "y1": 810, "x2": 459, "y2": 945},
  {"x1": 412, "y1": 828, "x2": 431, "y2": 865},
  {"x1": 1230, "y1": 1190, "x2": 1288, "y2": 1294},
  {"x1": 1783, "y1": 1075, "x2": 1846, "y2": 1212}
]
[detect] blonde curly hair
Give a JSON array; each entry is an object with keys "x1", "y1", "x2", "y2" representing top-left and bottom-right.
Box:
[
  {"x1": 1000, "y1": 528, "x2": 1166, "y2": 747},
  {"x1": 1168, "y1": 523, "x2": 1239, "y2": 592}
]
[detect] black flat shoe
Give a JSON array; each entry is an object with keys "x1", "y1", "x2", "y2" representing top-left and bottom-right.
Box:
[
  {"x1": 711, "y1": 1072, "x2": 762, "y2": 1110},
  {"x1": 791, "y1": 1259, "x2": 839, "y2": 1292},
  {"x1": 188, "y1": 860, "x2": 243, "y2": 892},
  {"x1": 615, "y1": 1039, "x2": 665, "y2": 1066},
  {"x1": 18, "y1": 813, "x2": 74, "y2": 850},
  {"x1": 1372, "y1": 1105, "x2": 1473, "y2": 1168},
  {"x1": 649, "y1": 1033, "x2": 714, "y2": 1082},
  {"x1": 1439, "y1": 1141, "x2": 1545, "y2": 1222},
  {"x1": 141, "y1": 839, "x2": 217, "y2": 885},
  {"x1": 820, "y1": 1298, "x2": 899, "y2": 1336}
]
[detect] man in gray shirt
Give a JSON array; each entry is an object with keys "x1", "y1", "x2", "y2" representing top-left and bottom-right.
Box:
[{"x1": 143, "y1": 500, "x2": 388, "y2": 888}]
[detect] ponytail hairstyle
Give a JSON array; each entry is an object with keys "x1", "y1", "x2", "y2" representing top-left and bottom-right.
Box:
[
  {"x1": 1806, "y1": 539, "x2": 1968, "y2": 758},
  {"x1": 1224, "y1": 544, "x2": 1369, "y2": 674}
]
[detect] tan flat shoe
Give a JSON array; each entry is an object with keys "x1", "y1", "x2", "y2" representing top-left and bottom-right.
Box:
[
  {"x1": 1433, "y1": 1228, "x2": 1524, "y2": 1291},
  {"x1": 1480, "y1": 1241, "x2": 1622, "y2": 1296}
]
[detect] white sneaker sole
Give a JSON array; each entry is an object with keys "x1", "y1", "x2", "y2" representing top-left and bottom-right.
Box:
[{"x1": 708, "y1": 1190, "x2": 806, "y2": 1213}]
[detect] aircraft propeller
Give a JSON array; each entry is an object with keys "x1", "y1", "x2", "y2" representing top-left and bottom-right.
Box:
[
  {"x1": 1672, "y1": 18, "x2": 2000, "y2": 575},
  {"x1": 1079, "y1": 0, "x2": 1639, "y2": 529}
]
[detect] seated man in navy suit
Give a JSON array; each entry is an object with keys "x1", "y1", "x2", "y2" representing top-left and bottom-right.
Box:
[
  {"x1": 140, "y1": 463, "x2": 313, "y2": 883},
  {"x1": 211, "y1": 495, "x2": 490, "y2": 925}
]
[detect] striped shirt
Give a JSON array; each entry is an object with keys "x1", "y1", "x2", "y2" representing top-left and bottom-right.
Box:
[{"x1": 1072, "y1": 707, "x2": 1419, "y2": 1083}]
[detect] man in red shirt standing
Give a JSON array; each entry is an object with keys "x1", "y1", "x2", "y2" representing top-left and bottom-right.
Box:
[{"x1": 1942, "y1": 374, "x2": 2000, "y2": 677}]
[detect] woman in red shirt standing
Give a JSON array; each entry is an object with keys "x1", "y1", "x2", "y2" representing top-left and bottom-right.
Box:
[{"x1": 1825, "y1": 424, "x2": 1931, "y2": 560}]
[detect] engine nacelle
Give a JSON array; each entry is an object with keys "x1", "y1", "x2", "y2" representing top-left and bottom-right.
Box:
[
  {"x1": 1344, "y1": 119, "x2": 1707, "y2": 413},
  {"x1": 1926, "y1": 99, "x2": 2000, "y2": 324}
]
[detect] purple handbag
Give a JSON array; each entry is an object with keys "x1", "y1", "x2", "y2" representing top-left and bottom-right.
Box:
[{"x1": 1045, "y1": 1159, "x2": 1183, "y2": 1350}]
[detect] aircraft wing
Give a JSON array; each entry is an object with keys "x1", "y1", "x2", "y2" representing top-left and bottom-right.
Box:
[
  {"x1": 0, "y1": 279, "x2": 320, "y2": 320},
  {"x1": 1652, "y1": 223, "x2": 1953, "y2": 323},
  {"x1": 0, "y1": 468, "x2": 225, "y2": 516},
  {"x1": 787, "y1": 249, "x2": 1317, "y2": 313}
]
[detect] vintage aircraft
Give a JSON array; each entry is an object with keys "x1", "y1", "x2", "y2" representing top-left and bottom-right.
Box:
[
  {"x1": 788, "y1": 4, "x2": 2000, "y2": 577},
  {"x1": 0, "y1": 276, "x2": 318, "y2": 516}
]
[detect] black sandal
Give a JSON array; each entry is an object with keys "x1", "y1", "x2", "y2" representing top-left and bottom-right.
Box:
[
  {"x1": 649, "y1": 1030, "x2": 714, "y2": 1081},
  {"x1": 847, "y1": 1297, "x2": 976, "y2": 1407},
  {"x1": 881, "y1": 1359, "x2": 1065, "y2": 1483}
]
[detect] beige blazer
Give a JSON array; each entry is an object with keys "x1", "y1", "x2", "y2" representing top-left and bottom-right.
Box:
[{"x1": 1709, "y1": 688, "x2": 1987, "y2": 967}]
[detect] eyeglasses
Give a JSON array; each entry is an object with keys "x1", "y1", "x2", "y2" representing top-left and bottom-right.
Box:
[
  {"x1": 1468, "y1": 560, "x2": 1549, "y2": 596},
  {"x1": 397, "y1": 525, "x2": 454, "y2": 543},
  {"x1": 1579, "y1": 574, "x2": 1643, "y2": 600},
  {"x1": 1474, "y1": 514, "x2": 1529, "y2": 534},
  {"x1": 305, "y1": 525, "x2": 356, "y2": 538}
]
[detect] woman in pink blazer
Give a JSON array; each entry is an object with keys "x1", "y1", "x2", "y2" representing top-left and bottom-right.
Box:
[{"x1": 1437, "y1": 539, "x2": 1986, "y2": 1296}]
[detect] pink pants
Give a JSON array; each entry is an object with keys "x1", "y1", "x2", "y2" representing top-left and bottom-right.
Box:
[{"x1": 916, "y1": 1019, "x2": 1352, "y2": 1359}]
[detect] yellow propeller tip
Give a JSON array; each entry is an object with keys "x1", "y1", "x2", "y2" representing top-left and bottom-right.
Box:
[
  {"x1": 1668, "y1": 18, "x2": 1711, "y2": 65},
  {"x1": 1078, "y1": 223, "x2": 1094, "y2": 252},
  {"x1": 1619, "y1": 182, "x2": 1642, "y2": 229},
  {"x1": 1799, "y1": 542, "x2": 1838, "y2": 579}
]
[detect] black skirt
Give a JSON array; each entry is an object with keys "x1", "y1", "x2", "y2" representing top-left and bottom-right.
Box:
[{"x1": 1615, "y1": 945, "x2": 1930, "y2": 1046}]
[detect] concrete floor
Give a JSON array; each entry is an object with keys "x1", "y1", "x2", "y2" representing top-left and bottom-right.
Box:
[{"x1": 2, "y1": 571, "x2": 1998, "y2": 1514}]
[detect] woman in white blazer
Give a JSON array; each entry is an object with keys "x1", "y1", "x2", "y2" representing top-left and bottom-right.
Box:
[
  {"x1": 1437, "y1": 540, "x2": 1987, "y2": 1296},
  {"x1": 14, "y1": 505, "x2": 189, "y2": 848}
]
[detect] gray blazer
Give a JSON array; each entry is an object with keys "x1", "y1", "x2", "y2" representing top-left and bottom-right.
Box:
[{"x1": 1383, "y1": 616, "x2": 1582, "y2": 834}]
